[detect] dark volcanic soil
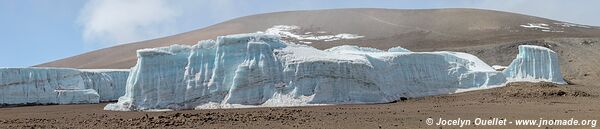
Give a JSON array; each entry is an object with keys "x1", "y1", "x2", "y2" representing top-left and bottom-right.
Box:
[{"x1": 1, "y1": 82, "x2": 598, "y2": 129}]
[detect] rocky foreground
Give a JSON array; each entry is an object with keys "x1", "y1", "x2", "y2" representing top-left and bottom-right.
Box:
[{"x1": 0, "y1": 82, "x2": 597, "y2": 129}]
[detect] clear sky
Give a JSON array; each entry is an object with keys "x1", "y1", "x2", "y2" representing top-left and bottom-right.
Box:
[{"x1": 1, "y1": 0, "x2": 599, "y2": 67}]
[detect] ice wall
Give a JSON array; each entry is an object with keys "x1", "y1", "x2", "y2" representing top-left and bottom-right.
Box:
[
  {"x1": 0, "y1": 68, "x2": 99, "y2": 105},
  {"x1": 503, "y1": 45, "x2": 566, "y2": 84},
  {"x1": 105, "y1": 33, "x2": 508, "y2": 111},
  {"x1": 80, "y1": 69, "x2": 130, "y2": 101},
  {"x1": 0, "y1": 68, "x2": 129, "y2": 105}
]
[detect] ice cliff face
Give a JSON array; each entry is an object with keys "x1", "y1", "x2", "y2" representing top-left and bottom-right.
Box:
[
  {"x1": 503, "y1": 45, "x2": 566, "y2": 84},
  {"x1": 0, "y1": 36, "x2": 566, "y2": 108},
  {"x1": 80, "y1": 69, "x2": 130, "y2": 101},
  {"x1": 0, "y1": 68, "x2": 98, "y2": 105},
  {"x1": 0, "y1": 68, "x2": 128, "y2": 105},
  {"x1": 105, "y1": 33, "x2": 509, "y2": 111}
]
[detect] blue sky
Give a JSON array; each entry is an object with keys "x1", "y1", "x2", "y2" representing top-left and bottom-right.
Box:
[{"x1": 1, "y1": 0, "x2": 599, "y2": 67}]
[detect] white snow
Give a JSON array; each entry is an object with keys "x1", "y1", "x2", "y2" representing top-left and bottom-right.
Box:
[
  {"x1": 0, "y1": 68, "x2": 129, "y2": 105},
  {"x1": 492, "y1": 65, "x2": 508, "y2": 71},
  {"x1": 520, "y1": 23, "x2": 564, "y2": 33},
  {"x1": 503, "y1": 45, "x2": 566, "y2": 84},
  {"x1": 554, "y1": 22, "x2": 592, "y2": 28},
  {"x1": 298, "y1": 41, "x2": 312, "y2": 44},
  {"x1": 387, "y1": 46, "x2": 412, "y2": 52},
  {"x1": 324, "y1": 45, "x2": 384, "y2": 54},
  {"x1": 105, "y1": 33, "x2": 513, "y2": 111},
  {"x1": 520, "y1": 23, "x2": 550, "y2": 29},
  {"x1": 541, "y1": 29, "x2": 564, "y2": 33},
  {"x1": 520, "y1": 22, "x2": 597, "y2": 32},
  {"x1": 264, "y1": 25, "x2": 364, "y2": 43}
]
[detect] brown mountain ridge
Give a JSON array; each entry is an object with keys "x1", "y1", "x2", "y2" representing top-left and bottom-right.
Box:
[{"x1": 38, "y1": 8, "x2": 600, "y2": 74}]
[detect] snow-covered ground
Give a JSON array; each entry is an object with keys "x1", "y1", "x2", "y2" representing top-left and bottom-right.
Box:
[
  {"x1": 520, "y1": 23, "x2": 551, "y2": 30},
  {"x1": 553, "y1": 22, "x2": 593, "y2": 28},
  {"x1": 491, "y1": 65, "x2": 508, "y2": 71},
  {"x1": 264, "y1": 25, "x2": 364, "y2": 44},
  {"x1": 104, "y1": 33, "x2": 566, "y2": 111},
  {"x1": 519, "y1": 22, "x2": 598, "y2": 33},
  {"x1": 520, "y1": 23, "x2": 564, "y2": 33}
]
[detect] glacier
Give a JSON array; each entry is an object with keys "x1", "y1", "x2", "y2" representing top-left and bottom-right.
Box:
[
  {"x1": 0, "y1": 34, "x2": 565, "y2": 109},
  {"x1": 80, "y1": 69, "x2": 130, "y2": 101},
  {"x1": 503, "y1": 45, "x2": 566, "y2": 84},
  {"x1": 0, "y1": 68, "x2": 129, "y2": 105},
  {"x1": 105, "y1": 33, "x2": 515, "y2": 111}
]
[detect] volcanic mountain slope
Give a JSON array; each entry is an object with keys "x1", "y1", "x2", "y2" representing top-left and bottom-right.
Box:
[
  {"x1": 14, "y1": 8, "x2": 600, "y2": 128},
  {"x1": 38, "y1": 8, "x2": 600, "y2": 69}
]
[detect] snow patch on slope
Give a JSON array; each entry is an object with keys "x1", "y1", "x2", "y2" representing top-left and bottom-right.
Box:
[
  {"x1": 520, "y1": 23, "x2": 564, "y2": 32},
  {"x1": 492, "y1": 65, "x2": 508, "y2": 71},
  {"x1": 264, "y1": 25, "x2": 364, "y2": 44},
  {"x1": 553, "y1": 22, "x2": 593, "y2": 28},
  {"x1": 387, "y1": 46, "x2": 412, "y2": 52},
  {"x1": 520, "y1": 23, "x2": 550, "y2": 29}
]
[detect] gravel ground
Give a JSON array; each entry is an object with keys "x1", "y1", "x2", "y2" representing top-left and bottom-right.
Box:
[{"x1": 1, "y1": 82, "x2": 598, "y2": 129}]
